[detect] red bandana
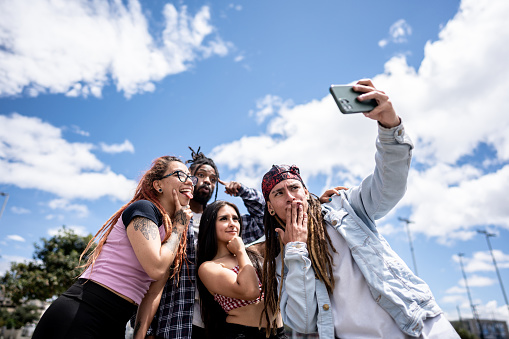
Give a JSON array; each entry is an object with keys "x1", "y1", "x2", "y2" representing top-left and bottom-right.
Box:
[{"x1": 261, "y1": 165, "x2": 304, "y2": 201}]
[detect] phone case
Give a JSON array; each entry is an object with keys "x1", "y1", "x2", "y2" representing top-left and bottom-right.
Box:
[{"x1": 329, "y1": 85, "x2": 377, "y2": 114}]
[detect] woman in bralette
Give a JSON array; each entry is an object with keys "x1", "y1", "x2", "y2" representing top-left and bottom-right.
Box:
[{"x1": 197, "y1": 200, "x2": 287, "y2": 339}]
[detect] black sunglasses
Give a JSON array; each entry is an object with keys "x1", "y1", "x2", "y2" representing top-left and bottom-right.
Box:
[{"x1": 160, "y1": 170, "x2": 198, "y2": 186}]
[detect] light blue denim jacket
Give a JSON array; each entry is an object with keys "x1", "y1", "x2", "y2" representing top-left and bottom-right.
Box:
[{"x1": 277, "y1": 123, "x2": 442, "y2": 338}]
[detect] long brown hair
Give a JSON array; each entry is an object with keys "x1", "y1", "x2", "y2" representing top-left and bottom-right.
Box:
[
  {"x1": 79, "y1": 156, "x2": 188, "y2": 278},
  {"x1": 196, "y1": 201, "x2": 264, "y2": 338},
  {"x1": 261, "y1": 194, "x2": 336, "y2": 335}
]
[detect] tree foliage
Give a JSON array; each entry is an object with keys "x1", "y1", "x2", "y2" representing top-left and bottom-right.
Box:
[
  {"x1": 0, "y1": 304, "x2": 40, "y2": 329},
  {"x1": 0, "y1": 227, "x2": 94, "y2": 304}
]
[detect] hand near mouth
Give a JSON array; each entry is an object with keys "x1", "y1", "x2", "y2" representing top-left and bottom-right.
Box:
[
  {"x1": 171, "y1": 189, "x2": 193, "y2": 232},
  {"x1": 276, "y1": 201, "x2": 308, "y2": 245},
  {"x1": 226, "y1": 236, "x2": 245, "y2": 256}
]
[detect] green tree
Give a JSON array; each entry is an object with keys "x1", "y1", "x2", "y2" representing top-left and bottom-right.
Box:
[
  {"x1": 0, "y1": 227, "x2": 94, "y2": 304},
  {"x1": 453, "y1": 323, "x2": 478, "y2": 339},
  {"x1": 0, "y1": 304, "x2": 40, "y2": 329}
]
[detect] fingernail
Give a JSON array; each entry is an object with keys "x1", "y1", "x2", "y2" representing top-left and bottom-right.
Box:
[{"x1": 328, "y1": 198, "x2": 332, "y2": 202}]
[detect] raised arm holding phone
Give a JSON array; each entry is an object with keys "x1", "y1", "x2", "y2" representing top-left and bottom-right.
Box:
[{"x1": 260, "y1": 79, "x2": 460, "y2": 338}]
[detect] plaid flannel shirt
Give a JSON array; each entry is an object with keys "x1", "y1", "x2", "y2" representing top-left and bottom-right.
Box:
[{"x1": 148, "y1": 184, "x2": 265, "y2": 338}]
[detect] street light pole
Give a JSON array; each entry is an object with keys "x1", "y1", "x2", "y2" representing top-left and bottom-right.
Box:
[
  {"x1": 0, "y1": 192, "x2": 9, "y2": 222},
  {"x1": 477, "y1": 230, "x2": 509, "y2": 316},
  {"x1": 458, "y1": 253, "x2": 485, "y2": 339},
  {"x1": 398, "y1": 217, "x2": 418, "y2": 276}
]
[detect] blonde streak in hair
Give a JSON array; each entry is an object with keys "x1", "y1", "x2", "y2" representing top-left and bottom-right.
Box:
[
  {"x1": 309, "y1": 202, "x2": 334, "y2": 291},
  {"x1": 309, "y1": 219, "x2": 326, "y2": 284},
  {"x1": 78, "y1": 210, "x2": 121, "y2": 275},
  {"x1": 307, "y1": 209, "x2": 323, "y2": 279},
  {"x1": 161, "y1": 213, "x2": 172, "y2": 243}
]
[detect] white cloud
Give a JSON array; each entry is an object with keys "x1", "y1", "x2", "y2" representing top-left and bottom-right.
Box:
[
  {"x1": 458, "y1": 274, "x2": 497, "y2": 288},
  {"x1": 445, "y1": 286, "x2": 466, "y2": 295},
  {"x1": 211, "y1": 0, "x2": 509, "y2": 244},
  {"x1": 11, "y1": 206, "x2": 31, "y2": 214},
  {"x1": 70, "y1": 125, "x2": 90, "y2": 137},
  {"x1": 249, "y1": 95, "x2": 294, "y2": 124},
  {"x1": 100, "y1": 139, "x2": 135, "y2": 154},
  {"x1": 48, "y1": 225, "x2": 89, "y2": 237},
  {"x1": 229, "y1": 4, "x2": 242, "y2": 11},
  {"x1": 453, "y1": 250, "x2": 509, "y2": 273},
  {"x1": 6, "y1": 235, "x2": 25, "y2": 242},
  {"x1": 0, "y1": 113, "x2": 136, "y2": 201},
  {"x1": 378, "y1": 19, "x2": 412, "y2": 47},
  {"x1": 0, "y1": 255, "x2": 30, "y2": 275},
  {"x1": 0, "y1": 0, "x2": 230, "y2": 98},
  {"x1": 48, "y1": 199, "x2": 89, "y2": 218},
  {"x1": 45, "y1": 214, "x2": 61, "y2": 221}
]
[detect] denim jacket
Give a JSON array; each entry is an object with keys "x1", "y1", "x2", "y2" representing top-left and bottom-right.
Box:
[{"x1": 277, "y1": 123, "x2": 442, "y2": 338}]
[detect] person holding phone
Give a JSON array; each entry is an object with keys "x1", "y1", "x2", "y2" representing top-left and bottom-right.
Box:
[
  {"x1": 196, "y1": 200, "x2": 286, "y2": 339},
  {"x1": 33, "y1": 156, "x2": 194, "y2": 339},
  {"x1": 260, "y1": 79, "x2": 460, "y2": 338}
]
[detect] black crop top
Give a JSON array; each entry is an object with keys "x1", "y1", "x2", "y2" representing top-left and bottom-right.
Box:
[{"x1": 121, "y1": 200, "x2": 163, "y2": 229}]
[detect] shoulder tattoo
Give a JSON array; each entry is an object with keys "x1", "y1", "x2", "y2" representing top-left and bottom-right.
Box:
[{"x1": 132, "y1": 217, "x2": 158, "y2": 240}]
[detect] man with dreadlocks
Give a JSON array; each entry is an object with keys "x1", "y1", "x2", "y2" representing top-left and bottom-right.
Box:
[
  {"x1": 260, "y1": 80, "x2": 459, "y2": 338},
  {"x1": 138, "y1": 147, "x2": 266, "y2": 339}
]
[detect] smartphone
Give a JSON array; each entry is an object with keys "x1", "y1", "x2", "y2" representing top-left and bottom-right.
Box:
[{"x1": 329, "y1": 85, "x2": 377, "y2": 114}]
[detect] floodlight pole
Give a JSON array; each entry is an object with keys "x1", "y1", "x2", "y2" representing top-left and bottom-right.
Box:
[
  {"x1": 398, "y1": 217, "x2": 418, "y2": 276},
  {"x1": 458, "y1": 253, "x2": 485, "y2": 339},
  {"x1": 477, "y1": 230, "x2": 509, "y2": 316},
  {"x1": 0, "y1": 192, "x2": 9, "y2": 223}
]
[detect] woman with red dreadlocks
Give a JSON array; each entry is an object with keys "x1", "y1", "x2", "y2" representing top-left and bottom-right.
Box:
[
  {"x1": 33, "y1": 156, "x2": 195, "y2": 339},
  {"x1": 260, "y1": 80, "x2": 459, "y2": 338}
]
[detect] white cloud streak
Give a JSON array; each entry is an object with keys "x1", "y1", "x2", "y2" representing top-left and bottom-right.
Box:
[
  {"x1": 211, "y1": 0, "x2": 509, "y2": 246},
  {"x1": 100, "y1": 139, "x2": 135, "y2": 154},
  {"x1": 48, "y1": 225, "x2": 89, "y2": 237},
  {"x1": 48, "y1": 199, "x2": 89, "y2": 218},
  {"x1": 454, "y1": 250, "x2": 509, "y2": 273},
  {"x1": 0, "y1": 113, "x2": 136, "y2": 201},
  {"x1": 0, "y1": 0, "x2": 230, "y2": 98},
  {"x1": 6, "y1": 235, "x2": 25, "y2": 242},
  {"x1": 11, "y1": 206, "x2": 31, "y2": 214},
  {"x1": 378, "y1": 19, "x2": 412, "y2": 48}
]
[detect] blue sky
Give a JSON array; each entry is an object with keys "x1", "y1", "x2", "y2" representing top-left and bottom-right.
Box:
[{"x1": 1, "y1": 0, "x2": 509, "y2": 326}]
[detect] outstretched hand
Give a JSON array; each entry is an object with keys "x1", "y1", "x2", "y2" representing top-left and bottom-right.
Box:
[
  {"x1": 319, "y1": 186, "x2": 348, "y2": 203},
  {"x1": 171, "y1": 189, "x2": 193, "y2": 232},
  {"x1": 218, "y1": 178, "x2": 242, "y2": 196},
  {"x1": 353, "y1": 79, "x2": 400, "y2": 128},
  {"x1": 275, "y1": 201, "x2": 308, "y2": 245}
]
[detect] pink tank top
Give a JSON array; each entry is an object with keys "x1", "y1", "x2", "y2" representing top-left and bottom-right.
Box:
[
  {"x1": 214, "y1": 265, "x2": 264, "y2": 312},
  {"x1": 80, "y1": 214, "x2": 166, "y2": 305}
]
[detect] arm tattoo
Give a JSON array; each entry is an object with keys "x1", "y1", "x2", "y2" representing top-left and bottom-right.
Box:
[
  {"x1": 132, "y1": 217, "x2": 158, "y2": 241},
  {"x1": 163, "y1": 226, "x2": 182, "y2": 252},
  {"x1": 173, "y1": 208, "x2": 188, "y2": 225}
]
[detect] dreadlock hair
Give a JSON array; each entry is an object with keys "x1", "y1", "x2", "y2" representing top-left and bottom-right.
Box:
[
  {"x1": 261, "y1": 193, "x2": 336, "y2": 336},
  {"x1": 196, "y1": 201, "x2": 264, "y2": 339},
  {"x1": 79, "y1": 156, "x2": 188, "y2": 280},
  {"x1": 186, "y1": 146, "x2": 220, "y2": 203}
]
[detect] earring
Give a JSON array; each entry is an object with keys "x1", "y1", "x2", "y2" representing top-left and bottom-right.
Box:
[
  {"x1": 269, "y1": 210, "x2": 275, "y2": 216},
  {"x1": 158, "y1": 188, "x2": 163, "y2": 193}
]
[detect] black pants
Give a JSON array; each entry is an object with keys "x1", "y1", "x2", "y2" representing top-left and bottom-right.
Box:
[
  {"x1": 32, "y1": 279, "x2": 137, "y2": 339},
  {"x1": 224, "y1": 323, "x2": 288, "y2": 339}
]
